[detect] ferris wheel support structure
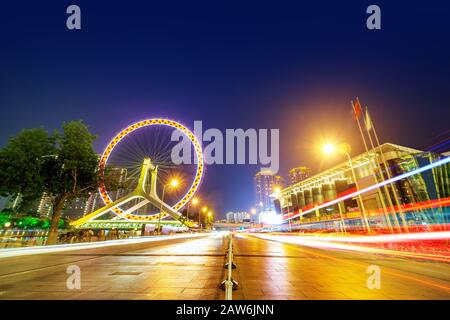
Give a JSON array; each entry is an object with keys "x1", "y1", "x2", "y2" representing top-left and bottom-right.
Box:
[
  {"x1": 71, "y1": 118, "x2": 203, "y2": 229},
  {"x1": 72, "y1": 158, "x2": 191, "y2": 227}
]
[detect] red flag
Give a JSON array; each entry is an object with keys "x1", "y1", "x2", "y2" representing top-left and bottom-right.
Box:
[{"x1": 353, "y1": 99, "x2": 362, "y2": 119}]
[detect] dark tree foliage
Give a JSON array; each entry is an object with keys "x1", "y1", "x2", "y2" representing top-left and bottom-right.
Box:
[{"x1": 0, "y1": 121, "x2": 100, "y2": 244}]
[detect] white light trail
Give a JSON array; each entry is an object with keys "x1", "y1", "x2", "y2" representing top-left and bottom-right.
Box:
[
  {"x1": 0, "y1": 233, "x2": 210, "y2": 259},
  {"x1": 252, "y1": 233, "x2": 450, "y2": 263},
  {"x1": 285, "y1": 157, "x2": 450, "y2": 221},
  {"x1": 273, "y1": 231, "x2": 450, "y2": 243}
]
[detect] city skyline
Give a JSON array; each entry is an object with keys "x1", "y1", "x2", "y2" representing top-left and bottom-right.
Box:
[
  {"x1": 0, "y1": 1, "x2": 449, "y2": 304},
  {"x1": 1, "y1": 2, "x2": 449, "y2": 216}
]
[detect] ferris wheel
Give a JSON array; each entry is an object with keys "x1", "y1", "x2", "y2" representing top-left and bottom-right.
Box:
[{"x1": 73, "y1": 118, "x2": 203, "y2": 227}]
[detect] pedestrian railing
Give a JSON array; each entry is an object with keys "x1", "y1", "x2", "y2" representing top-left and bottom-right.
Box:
[{"x1": 221, "y1": 233, "x2": 238, "y2": 300}]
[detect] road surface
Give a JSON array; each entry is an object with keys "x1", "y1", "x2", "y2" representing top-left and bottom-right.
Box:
[{"x1": 0, "y1": 233, "x2": 449, "y2": 300}]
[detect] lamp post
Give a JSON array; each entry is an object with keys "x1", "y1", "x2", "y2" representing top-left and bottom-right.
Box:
[
  {"x1": 207, "y1": 211, "x2": 213, "y2": 229},
  {"x1": 200, "y1": 206, "x2": 208, "y2": 230},
  {"x1": 157, "y1": 178, "x2": 179, "y2": 235},
  {"x1": 323, "y1": 143, "x2": 371, "y2": 233},
  {"x1": 186, "y1": 197, "x2": 199, "y2": 222}
]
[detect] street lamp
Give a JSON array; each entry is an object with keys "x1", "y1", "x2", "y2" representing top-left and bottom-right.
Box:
[
  {"x1": 186, "y1": 197, "x2": 199, "y2": 221},
  {"x1": 322, "y1": 143, "x2": 371, "y2": 232},
  {"x1": 157, "y1": 178, "x2": 179, "y2": 235},
  {"x1": 322, "y1": 143, "x2": 335, "y2": 155},
  {"x1": 199, "y1": 206, "x2": 208, "y2": 230},
  {"x1": 206, "y1": 211, "x2": 214, "y2": 229}
]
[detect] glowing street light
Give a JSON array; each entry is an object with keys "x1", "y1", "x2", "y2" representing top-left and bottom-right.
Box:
[
  {"x1": 322, "y1": 143, "x2": 335, "y2": 155},
  {"x1": 157, "y1": 177, "x2": 181, "y2": 235},
  {"x1": 274, "y1": 186, "x2": 281, "y2": 194},
  {"x1": 197, "y1": 205, "x2": 208, "y2": 230},
  {"x1": 250, "y1": 208, "x2": 257, "y2": 215},
  {"x1": 206, "y1": 211, "x2": 214, "y2": 230},
  {"x1": 186, "y1": 197, "x2": 199, "y2": 221}
]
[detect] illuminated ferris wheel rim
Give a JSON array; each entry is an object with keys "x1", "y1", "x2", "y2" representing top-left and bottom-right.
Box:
[{"x1": 98, "y1": 118, "x2": 204, "y2": 218}]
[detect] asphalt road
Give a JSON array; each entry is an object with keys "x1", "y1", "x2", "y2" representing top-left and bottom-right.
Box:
[{"x1": 0, "y1": 233, "x2": 449, "y2": 300}]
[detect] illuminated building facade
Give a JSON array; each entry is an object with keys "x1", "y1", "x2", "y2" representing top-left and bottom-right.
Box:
[
  {"x1": 254, "y1": 169, "x2": 284, "y2": 211},
  {"x1": 274, "y1": 143, "x2": 449, "y2": 228},
  {"x1": 288, "y1": 166, "x2": 311, "y2": 184},
  {"x1": 36, "y1": 193, "x2": 53, "y2": 217}
]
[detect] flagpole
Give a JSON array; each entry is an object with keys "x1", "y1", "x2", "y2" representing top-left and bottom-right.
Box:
[
  {"x1": 349, "y1": 100, "x2": 371, "y2": 232},
  {"x1": 368, "y1": 106, "x2": 409, "y2": 232},
  {"x1": 361, "y1": 104, "x2": 400, "y2": 232},
  {"x1": 352, "y1": 99, "x2": 393, "y2": 233}
]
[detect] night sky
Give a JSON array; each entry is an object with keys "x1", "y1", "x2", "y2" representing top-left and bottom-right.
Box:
[{"x1": 1, "y1": 1, "x2": 449, "y2": 217}]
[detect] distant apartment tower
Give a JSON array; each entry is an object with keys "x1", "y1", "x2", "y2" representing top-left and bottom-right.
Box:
[
  {"x1": 32, "y1": 167, "x2": 128, "y2": 220},
  {"x1": 84, "y1": 167, "x2": 128, "y2": 215},
  {"x1": 37, "y1": 193, "x2": 53, "y2": 217},
  {"x1": 288, "y1": 166, "x2": 311, "y2": 184},
  {"x1": 226, "y1": 211, "x2": 251, "y2": 223},
  {"x1": 254, "y1": 169, "x2": 284, "y2": 211},
  {"x1": 35, "y1": 192, "x2": 87, "y2": 220}
]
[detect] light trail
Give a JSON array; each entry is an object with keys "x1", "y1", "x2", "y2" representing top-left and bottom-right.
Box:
[
  {"x1": 0, "y1": 233, "x2": 211, "y2": 259},
  {"x1": 285, "y1": 156, "x2": 450, "y2": 221},
  {"x1": 252, "y1": 233, "x2": 450, "y2": 263},
  {"x1": 245, "y1": 234, "x2": 450, "y2": 293},
  {"x1": 273, "y1": 231, "x2": 450, "y2": 243}
]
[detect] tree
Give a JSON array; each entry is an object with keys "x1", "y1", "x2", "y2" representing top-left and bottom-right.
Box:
[
  {"x1": 0, "y1": 128, "x2": 54, "y2": 203},
  {"x1": 0, "y1": 121, "x2": 99, "y2": 245},
  {"x1": 42, "y1": 121, "x2": 99, "y2": 244}
]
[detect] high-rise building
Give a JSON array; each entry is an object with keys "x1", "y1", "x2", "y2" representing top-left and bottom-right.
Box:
[
  {"x1": 288, "y1": 166, "x2": 311, "y2": 184},
  {"x1": 83, "y1": 167, "x2": 129, "y2": 215},
  {"x1": 254, "y1": 169, "x2": 284, "y2": 211},
  {"x1": 226, "y1": 211, "x2": 251, "y2": 223},
  {"x1": 33, "y1": 192, "x2": 87, "y2": 220},
  {"x1": 37, "y1": 193, "x2": 53, "y2": 217},
  {"x1": 31, "y1": 167, "x2": 129, "y2": 220}
]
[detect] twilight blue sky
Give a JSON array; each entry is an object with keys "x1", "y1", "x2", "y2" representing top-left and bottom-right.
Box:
[{"x1": 0, "y1": 1, "x2": 449, "y2": 216}]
